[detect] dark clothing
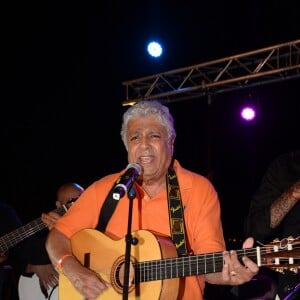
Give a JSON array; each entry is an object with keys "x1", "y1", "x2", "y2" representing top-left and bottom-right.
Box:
[
  {"x1": 25, "y1": 231, "x2": 51, "y2": 266},
  {"x1": 244, "y1": 150, "x2": 300, "y2": 243},
  {"x1": 0, "y1": 202, "x2": 22, "y2": 235},
  {"x1": 243, "y1": 150, "x2": 300, "y2": 299}
]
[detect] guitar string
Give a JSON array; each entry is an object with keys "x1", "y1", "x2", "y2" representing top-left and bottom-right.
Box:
[
  {"x1": 0, "y1": 205, "x2": 71, "y2": 251},
  {"x1": 132, "y1": 245, "x2": 300, "y2": 281},
  {"x1": 0, "y1": 218, "x2": 47, "y2": 251}
]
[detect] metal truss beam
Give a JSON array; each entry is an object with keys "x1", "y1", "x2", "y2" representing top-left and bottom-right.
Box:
[{"x1": 122, "y1": 39, "x2": 300, "y2": 106}]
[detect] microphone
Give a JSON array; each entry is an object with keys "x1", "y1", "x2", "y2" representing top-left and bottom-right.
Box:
[{"x1": 112, "y1": 163, "x2": 142, "y2": 200}]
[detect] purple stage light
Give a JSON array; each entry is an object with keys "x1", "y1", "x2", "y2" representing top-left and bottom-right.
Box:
[{"x1": 241, "y1": 106, "x2": 256, "y2": 121}]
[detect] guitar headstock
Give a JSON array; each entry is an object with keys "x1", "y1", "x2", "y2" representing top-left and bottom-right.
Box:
[
  {"x1": 64, "y1": 197, "x2": 79, "y2": 207},
  {"x1": 56, "y1": 197, "x2": 79, "y2": 216},
  {"x1": 260, "y1": 236, "x2": 300, "y2": 274}
]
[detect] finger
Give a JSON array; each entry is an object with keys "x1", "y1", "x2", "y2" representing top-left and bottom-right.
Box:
[
  {"x1": 52, "y1": 215, "x2": 60, "y2": 222},
  {"x1": 55, "y1": 201, "x2": 62, "y2": 207},
  {"x1": 229, "y1": 250, "x2": 240, "y2": 268},
  {"x1": 242, "y1": 237, "x2": 254, "y2": 248},
  {"x1": 242, "y1": 256, "x2": 259, "y2": 273},
  {"x1": 222, "y1": 252, "x2": 234, "y2": 281},
  {"x1": 46, "y1": 274, "x2": 58, "y2": 288},
  {"x1": 222, "y1": 250, "x2": 231, "y2": 264},
  {"x1": 222, "y1": 262, "x2": 231, "y2": 281}
]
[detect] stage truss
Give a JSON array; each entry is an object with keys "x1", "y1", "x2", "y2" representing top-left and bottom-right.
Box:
[{"x1": 122, "y1": 39, "x2": 300, "y2": 106}]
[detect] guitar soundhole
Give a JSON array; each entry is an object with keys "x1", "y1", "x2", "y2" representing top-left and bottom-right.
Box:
[{"x1": 110, "y1": 255, "x2": 135, "y2": 294}]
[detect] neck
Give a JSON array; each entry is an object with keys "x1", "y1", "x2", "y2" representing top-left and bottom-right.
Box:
[{"x1": 141, "y1": 179, "x2": 166, "y2": 198}]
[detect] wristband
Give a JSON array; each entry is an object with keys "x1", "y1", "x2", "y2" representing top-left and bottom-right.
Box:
[{"x1": 55, "y1": 254, "x2": 73, "y2": 271}]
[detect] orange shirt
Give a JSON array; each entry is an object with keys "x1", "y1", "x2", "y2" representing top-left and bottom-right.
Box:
[{"x1": 55, "y1": 160, "x2": 225, "y2": 299}]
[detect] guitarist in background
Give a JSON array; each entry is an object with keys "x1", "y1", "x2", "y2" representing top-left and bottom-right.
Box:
[
  {"x1": 17, "y1": 182, "x2": 84, "y2": 300},
  {"x1": 243, "y1": 150, "x2": 300, "y2": 300},
  {"x1": 46, "y1": 100, "x2": 259, "y2": 300},
  {"x1": 0, "y1": 182, "x2": 84, "y2": 300}
]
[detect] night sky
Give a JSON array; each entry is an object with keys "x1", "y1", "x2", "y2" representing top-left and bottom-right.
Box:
[{"x1": 1, "y1": 1, "x2": 300, "y2": 246}]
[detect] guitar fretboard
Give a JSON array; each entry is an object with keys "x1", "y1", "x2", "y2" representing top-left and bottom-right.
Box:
[
  {"x1": 0, "y1": 204, "x2": 69, "y2": 252},
  {"x1": 134, "y1": 248, "x2": 259, "y2": 282}
]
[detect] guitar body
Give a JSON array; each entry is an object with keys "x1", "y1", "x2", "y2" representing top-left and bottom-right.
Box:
[{"x1": 59, "y1": 229, "x2": 179, "y2": 300}]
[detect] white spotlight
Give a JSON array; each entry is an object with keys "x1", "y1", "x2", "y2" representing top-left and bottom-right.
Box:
[{"x1": 147, "y1": 41, "x2": 163, "y2": 58}]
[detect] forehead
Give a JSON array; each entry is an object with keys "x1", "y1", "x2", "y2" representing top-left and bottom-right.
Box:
[{"x1": 127, "y1": 115, "x2": 166, "y2": 132}]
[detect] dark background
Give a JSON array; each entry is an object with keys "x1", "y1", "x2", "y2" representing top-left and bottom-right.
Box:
[{"x1": 1, "y1": 1, "x2": 300, "y2": 246}]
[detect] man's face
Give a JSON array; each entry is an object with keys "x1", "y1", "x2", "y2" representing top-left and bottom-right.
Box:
[{"x1": 126, "y1": 115, "x2": 173, "y2": 182}]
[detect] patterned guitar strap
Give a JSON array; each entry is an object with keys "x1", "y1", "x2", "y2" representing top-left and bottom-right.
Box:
[
  {"x1": 166, "y1": 166, "x2": 189, "y2": 256},
  {"x1": 97, "y1": 166, "x2": 189, "y2": 257}
]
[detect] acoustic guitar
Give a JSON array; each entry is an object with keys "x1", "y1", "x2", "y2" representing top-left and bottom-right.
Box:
[{"x1": 59, "y1": 229, "x2": 300, "y2": 300}]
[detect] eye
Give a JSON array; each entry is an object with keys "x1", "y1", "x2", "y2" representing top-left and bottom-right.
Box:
[
  {"x1": 150, "y1": 133, "x2": 161, "y2": 139},
  {"x1": 129, "y1": 135, "x2": 139, "y2": 142}
]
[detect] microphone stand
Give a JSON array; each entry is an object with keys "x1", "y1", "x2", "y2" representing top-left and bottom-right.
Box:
[{"x1": 122, "y1": 187, "x2": 137, "y2": 300}]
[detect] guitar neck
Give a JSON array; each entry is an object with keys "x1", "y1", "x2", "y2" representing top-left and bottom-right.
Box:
[
  {"x1": 0, "y1": 205, "x2": 68, "y2": 252},
  {"x1": 135, "y1": 248, "x2": 258, "y2": 282}
]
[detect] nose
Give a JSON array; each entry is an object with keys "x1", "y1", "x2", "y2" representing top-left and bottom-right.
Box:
[{"x1": 139, "y1": 135, "x2": 151, "y2": 148}]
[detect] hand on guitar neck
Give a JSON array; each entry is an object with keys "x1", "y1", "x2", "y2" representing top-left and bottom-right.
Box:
[
  {"x1": 41, "y1": 184, "x2": 84, "y2": 230},
  {"x1": 41, "y1": 208, "x2": 63, "y2": 231}
]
